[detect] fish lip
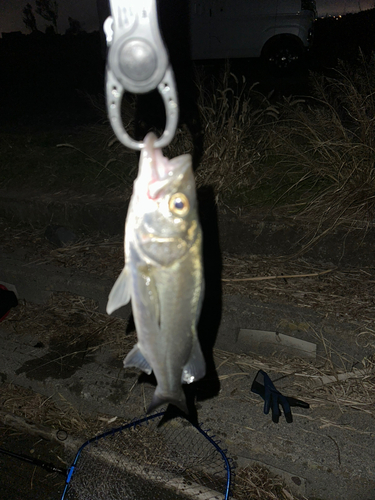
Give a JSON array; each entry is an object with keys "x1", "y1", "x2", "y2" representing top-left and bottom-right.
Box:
[
  {"x1": 141, "y1": 132, "x2": 189, "y2": 200},
  {"x1": 144, "y1": 133, "x2": 171, "y2": 180}
]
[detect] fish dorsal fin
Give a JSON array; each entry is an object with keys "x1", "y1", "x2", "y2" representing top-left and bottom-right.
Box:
[
  {"x1": 123, "y1": 344, "x2": 152, "y2": 375},
  {"x1": 181, "y1": 333, "x2": 206, "y2": 384},
  {"x1": 106, "y1": 268, "x2": 131, "y2": 315}
]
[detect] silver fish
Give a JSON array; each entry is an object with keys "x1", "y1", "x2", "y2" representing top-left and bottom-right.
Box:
[{"x1": 106, "y1": 132, "x2": 205, "y2": 414}]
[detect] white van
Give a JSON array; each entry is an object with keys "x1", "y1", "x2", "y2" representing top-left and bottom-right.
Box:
[{"x1": 189, "y1": 0, "x2": 316, "y2": 70}]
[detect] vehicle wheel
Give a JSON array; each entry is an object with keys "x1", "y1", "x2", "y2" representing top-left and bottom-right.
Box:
[{"x1": 262, "y1": 38, "x2": 304, "y2": 73}]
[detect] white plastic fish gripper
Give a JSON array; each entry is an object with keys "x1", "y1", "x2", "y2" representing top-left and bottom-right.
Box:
[{"x1": 104, "y1": 0, "x2": 179, "y2": 150}]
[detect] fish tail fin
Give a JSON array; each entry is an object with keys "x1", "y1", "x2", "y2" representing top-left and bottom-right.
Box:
[{"x1": 147, "y1": 388, "x2": 188, "y2": 415}]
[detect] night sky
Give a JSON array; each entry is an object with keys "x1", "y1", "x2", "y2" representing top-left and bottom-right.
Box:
[
  {"x1": 319, "y1": 0, "x2": 374, "y2": 15},
  {"x1": 0, "y1": 0, "x2": 374, "y2": 37}
]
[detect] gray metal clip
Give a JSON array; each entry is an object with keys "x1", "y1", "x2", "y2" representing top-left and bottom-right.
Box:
[{"x1": 104, "y1": 0, "x2": 179, "y2": 150}]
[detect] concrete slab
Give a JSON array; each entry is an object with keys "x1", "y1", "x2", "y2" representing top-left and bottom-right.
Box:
[{"x1": 237, "y1": 328, "x2": 317, "y2": 359}]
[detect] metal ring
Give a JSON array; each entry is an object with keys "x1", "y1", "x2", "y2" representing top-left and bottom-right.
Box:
[{"x1": 106, "y1": 66, "x2": 178, "y2": 150}]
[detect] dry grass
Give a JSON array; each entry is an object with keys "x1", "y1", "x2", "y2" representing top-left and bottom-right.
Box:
[
  {"x1": 269, "y1": 53, "x2": 375, "y2": 246},
  {"x1": 80, "y1": 56, "x2": 375, "y2": 249},
  {"x1": 219, "y1": 347, "x2": 375, "y2": 418},
  {"x1": 26, "y1": 235, "x2": 124, "y2": 279},
  {"x1": 3, "y1": 58, "x2": 375, "y2": 500},
  {"x1": 0, "y1": 215, "x2": 124, "y2": 279},
  {"x1": 222, "y1": 253, "x2": 375, "y2": 326},
  {"x1": 85, "y1": 64, "x2": 276, "y2": 203},
  {"x1": 234, "y1": 464, "x2": 302, "y2": 500},
  {"x1": 2, "y1": 216, "x2": 375, "y2": 328},
  {"x1": 38, "y1": 55, "x2": 375, "y2": 250},
  {"x1": 3, "y1": 223, "x2": 375, "y2": 435},
  {"x1": 211, "y1": 331, "x2": 375, "y2": 438},
  {"x1": 3, "y1": 54, "x2": 375, "y2": 252},
  {"x1": 4, "y1": 288, "x2": 375, "y2": 424},
  {"x1": 165, "y1": 64, "x2": 277, "y2": 201},
  {"x1": 0, "y1": 383, "x2": 113, "y2": 438}
]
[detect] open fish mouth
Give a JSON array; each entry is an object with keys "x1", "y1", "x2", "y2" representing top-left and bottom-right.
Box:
[{"x1": 141, "y1": 133, "x2": 190, "y2": 200}]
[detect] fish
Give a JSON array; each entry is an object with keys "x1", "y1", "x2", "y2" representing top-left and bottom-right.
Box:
[{"x1": 106, "y1": 132, "x2": 205, "y2": 414}]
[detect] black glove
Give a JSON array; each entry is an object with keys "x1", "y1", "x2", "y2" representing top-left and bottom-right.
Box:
[{"x1": 251, "y1": 369, "x2": 309, "y2": 423}]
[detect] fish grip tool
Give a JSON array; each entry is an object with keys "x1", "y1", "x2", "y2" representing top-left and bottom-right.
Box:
[
  {"x1": 104, "y1": 0, "x2": 179, "y2": 150},
  {"x1": 61, "y1": 410, "x2": 232, "y2": 500}
]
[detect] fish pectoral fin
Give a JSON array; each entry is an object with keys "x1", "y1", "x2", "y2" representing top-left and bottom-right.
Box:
[
  {"x1": 181, "y1": 334, "x2": 206, "y2": 384},
  {"x1": 123, "y1": 344, "x2": 152, "y2": 375},
  {"x1": 106, "y1": 268, "x2": 131, "y2": 315}
]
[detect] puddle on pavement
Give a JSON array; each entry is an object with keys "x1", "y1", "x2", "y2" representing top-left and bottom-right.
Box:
[{"x1": 15, "y1": 337, "x2": 96, "y2": 380}]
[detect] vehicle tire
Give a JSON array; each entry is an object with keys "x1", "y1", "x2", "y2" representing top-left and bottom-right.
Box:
[{"x1": 262, "y1": 37, "x2": 304, "y2": 74}]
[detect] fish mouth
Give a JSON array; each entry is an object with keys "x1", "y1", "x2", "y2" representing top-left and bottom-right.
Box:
[{"x1": 141, "y1": 133, "x2": 188, "y2": 200}]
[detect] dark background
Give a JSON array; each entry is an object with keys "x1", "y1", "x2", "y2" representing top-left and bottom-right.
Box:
[{"x1": 1, "y1": 8, "x2": 375, "y2": 129}]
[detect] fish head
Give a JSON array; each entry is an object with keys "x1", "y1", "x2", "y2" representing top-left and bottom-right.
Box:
[{"x1": 132, "y1": 133, "x2": 200, "y2": 266}]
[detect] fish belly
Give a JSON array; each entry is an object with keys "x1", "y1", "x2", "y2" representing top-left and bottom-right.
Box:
[{"x1": 129, "y1": 236, "x2": 205, "y2": 412}]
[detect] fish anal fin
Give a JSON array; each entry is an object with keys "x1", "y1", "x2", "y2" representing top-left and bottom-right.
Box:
[
  {"x1": 123, "y1": 344, "x2": 152, "y2": 375},
  {"x1": 106, "y1": 268, "x2": 131, "y2": 315},
  {"x1": 181, "y1": 334, "x2": 206, "y2": 384},
  {"x1": 147, "y1": 389, "x2": 188, "y2": 415}
]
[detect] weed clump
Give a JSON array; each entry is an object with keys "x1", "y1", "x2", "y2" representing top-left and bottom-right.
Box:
[
  {"x1": 166, "y1": 64, "x2": 278, "y2": 202},
  {"x1": 269, "y1": 52, "x2": 375, "y2": 243},
  {"x1": 234, "y1": 464, "x2": 301, "y2": 500}
]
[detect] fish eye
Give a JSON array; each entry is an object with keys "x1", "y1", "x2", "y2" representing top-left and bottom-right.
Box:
[{"x1": 169, "y1": 193, "x2": 189, "y2": 217}]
